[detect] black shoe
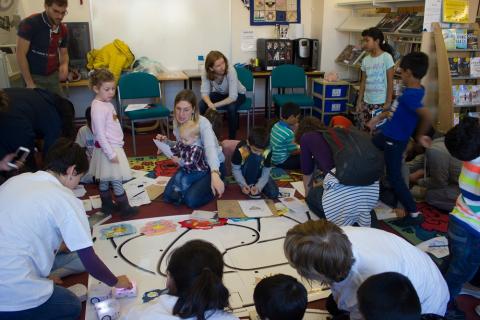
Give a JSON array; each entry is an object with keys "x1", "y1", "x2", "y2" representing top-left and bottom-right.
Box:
[
  {"x1": 394, "y1": 215, "x2": 424, "y2": 227},
  {"x1": 115, "y1": 193, "x2": 138, "y2": 219}
]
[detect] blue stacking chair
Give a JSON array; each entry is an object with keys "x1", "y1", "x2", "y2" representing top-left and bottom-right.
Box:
[
  {"x1": 117, "y1": 72, "x2": 170, "y2": 155},
  {"x1": 270, "y1": 64, "x2": 314, "y2": 118},
  {"x1": 235, "y1": 66, "x2": 255, "y2": 136}
]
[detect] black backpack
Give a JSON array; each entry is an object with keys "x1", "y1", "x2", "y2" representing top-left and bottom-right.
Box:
[{"x1": 322, "y1": 127, "x2": 384, "y2": 186}]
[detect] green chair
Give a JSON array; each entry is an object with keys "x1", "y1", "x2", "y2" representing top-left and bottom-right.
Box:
[
  {"x1": 117, "y1": 72, "x2": 170, "y2": 155},
  {"x1": 235, "y1": 66, "x2": 255, "y2": 136},
  {"x1": 270, "y1": 64, "x2": 314, "y2": 119}
]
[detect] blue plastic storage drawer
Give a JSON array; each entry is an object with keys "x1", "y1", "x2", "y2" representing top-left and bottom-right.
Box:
[
  {"x1": 313, "y1": 81, "x2": 349, "y2": 98},
  {"x1": 314, "y1": 97, "x2": 347, "y2": 113}
]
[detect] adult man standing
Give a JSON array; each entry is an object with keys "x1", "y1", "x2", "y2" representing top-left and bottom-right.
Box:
[{"x1": 16, "y1": 0, "x2": 69, "y2": 95}]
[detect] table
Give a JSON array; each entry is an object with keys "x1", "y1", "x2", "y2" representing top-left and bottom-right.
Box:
[
  {"x1": 182, "y1": 68, "x2": 324, "y2": 117},
  {"x1": 156, "y1": 71, "x2": 189, "y2": 106}
]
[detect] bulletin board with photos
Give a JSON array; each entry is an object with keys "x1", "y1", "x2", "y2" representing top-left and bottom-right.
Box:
[{"x1": 250, "y1": 0, "x2": 301, "y2": 25}]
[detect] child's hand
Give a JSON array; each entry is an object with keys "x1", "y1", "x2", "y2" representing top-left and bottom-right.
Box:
[
  {"x1": 241, "y1": 185, "x2": 251, "y2": 195},
  {"x1": 250, "y1": 186, "x2": 259, "y2": 195},
  {"x1": 115, "y1": 275, "x2": 133, "y2": 289},
  {"x1": 110, "y1": 156, "x2": 119, "y2": 163},
  {"x1": 155, "y1": 134, "x2": 168, "y2": 142}
]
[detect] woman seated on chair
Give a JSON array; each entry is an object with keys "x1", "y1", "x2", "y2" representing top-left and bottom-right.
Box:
[
  {"x1": 199, "y1": 50, "x2": 246, "y2": 139},
  {"x1": 156, "y1": 89, "x2": 226, "y2": 209}
]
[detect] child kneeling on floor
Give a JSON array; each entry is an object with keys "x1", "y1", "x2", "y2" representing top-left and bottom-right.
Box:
[
  {"x1": 253, "y1": 274, "x2": 308, "y2": 320},
  {"x1": 123, "y1": 240, "x2": 238, "y2": 320},
  {"x1": 232, "y1": 127, "x2": 279, "y2": 199}
]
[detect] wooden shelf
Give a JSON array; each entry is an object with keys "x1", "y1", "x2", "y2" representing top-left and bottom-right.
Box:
[
  {"x1": 454, "y1": 104, "x2": 480, "y2": 108},
  {"x1": 452, "y1": 76, "x2": 480, "y2": 80},
  {"x1": 447, "y1": 49, "x2": 480, "y2": 52}
]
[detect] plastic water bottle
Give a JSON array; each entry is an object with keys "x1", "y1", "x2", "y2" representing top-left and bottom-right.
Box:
[{"x1": 197, "y1": 55, "x2": 205, "y2": 71}]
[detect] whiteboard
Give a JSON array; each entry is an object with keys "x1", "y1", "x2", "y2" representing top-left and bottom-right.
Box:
[{"x1": 90, "y1": 0, "x2": 231, "y2": 70}]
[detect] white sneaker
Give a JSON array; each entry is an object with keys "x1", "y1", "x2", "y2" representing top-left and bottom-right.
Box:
[
  {"x1": 460, "y1": 282, "x2": 480, "y2": 299},
  {"x1": 410, "y1": 211, "x2": 421, "y2": 218},
  {"x1": 475, "y1": 304, "x2": 480, "y2": 316}
]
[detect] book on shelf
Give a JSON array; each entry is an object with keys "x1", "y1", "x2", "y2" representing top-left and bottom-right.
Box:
[
  {"x1": 452, "y1": 85, "x2": 480, "y2": 106},
  {"x1": 335, "y1": 45, "x2": 365, "y2": 66},
  {"x1": 470, "y1": 57, "x2": 480, "y2": 77},
  {"x1": 449, "y1": 57, "x2": 459, "y2": 77},
  {"x1": 376, "y1": 13, "x2": 410, "y2": 32},
  {"x1": 467, "y1": 30, "x2": 478, "y2": 49},
  {"x1": 398, "y1": 15, "x2": 424, "y2": 34},
  {"x1": 453, "y1": 113, "x2": 460, "y2": 125},
  {"x1": 458, "y1": 57, "x2": 470, "y2": 76},
  {"x1": 442, "y1": 29, "x2": 456, "y2": 50},
  {"x1": 455, "y1": 29, "x2": 468, "y2": 49}
]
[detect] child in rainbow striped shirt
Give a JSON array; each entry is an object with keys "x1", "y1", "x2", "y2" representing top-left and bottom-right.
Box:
[{"x1": 444, "y1": 117, "x2": 480, "y2": 313}]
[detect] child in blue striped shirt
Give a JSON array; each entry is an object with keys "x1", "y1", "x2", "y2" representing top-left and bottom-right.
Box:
[{"x1": 270, "y1": 102, "x2": 301, "y2": 170}]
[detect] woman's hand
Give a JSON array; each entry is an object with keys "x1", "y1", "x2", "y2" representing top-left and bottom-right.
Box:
[
  {"x1": 0, "y1": 153, "x2": 16, "y2": 171},
  {"x1": 207, "y1": 102, "x2": 216, "y2": 110},
  {"x1": 115, "y1": 275, "x2": 133, "y2": 289},
  {"x1": 211, "y1": 171, "x2": 225, "y2": 198}
]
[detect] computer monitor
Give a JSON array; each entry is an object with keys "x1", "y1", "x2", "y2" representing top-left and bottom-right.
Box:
[{"x1": 65, "y1": 22, "x2": 91, "y2": 69}]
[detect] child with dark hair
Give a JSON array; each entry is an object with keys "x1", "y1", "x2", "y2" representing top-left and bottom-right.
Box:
[
  {"x1": 270, "y1": 102, "x2": 301, "y2": 170},
  {"x1": 284, "y1": 220, "x2": 449, "y2": 320},
  {"x1": 443, "y1": 117, "x2": 480, "y2": 316},
  {"x1": 371, "y1": 52, "x2": 431, "y2": 226},
  {"x1": 123, "y1": 240, "x2": 238, "y2": 320},
  {"x1": 253, "y1": 274, "x2": 308, "y2": 320},
  {"x1": 358, "y1": 272, "x2": 447, "y2": 320},
  {"x1": 231, "y1": 127, "x2": 279, "y2": 199},
  {"x1": 0, "y1": 138, "x2": 133, "y2": 319},
  {"x1": 356, "y1": 27, "x2": 395, "y2": 130}
]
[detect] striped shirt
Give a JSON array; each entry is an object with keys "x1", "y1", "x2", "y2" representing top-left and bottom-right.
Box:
[
  {"x1": 322, "y1": 169, "x2": 380, "y2": 227},
  {"x1": 270, "y1": 121, "x2": 299, "y2": 165},
  {"x1": 451, "y1": 155, "x2": 480, "y2": 234}
]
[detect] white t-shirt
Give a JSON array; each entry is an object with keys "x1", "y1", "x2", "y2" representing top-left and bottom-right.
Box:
[
  {"x1": 75, "y1": 125, "x2": 95, "y2": 160},
  {"x1": 331, "y1": 227, "x2": 449, "y2": 320},
  {"x1": 0, "y1": 171, "x2": 93, "y2": 311},
  {"x1": 121, "y1": 294, "x2": 239, "y2": 320},
  {"x1": 361, "y1": 52, "x2": 394, "y2": 105}
]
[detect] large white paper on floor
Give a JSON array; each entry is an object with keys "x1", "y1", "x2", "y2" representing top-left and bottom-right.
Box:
[
  {"x1": 153, "y1": 139, "x2": 173, "y2": 158},
  {"x1": 85, "y1": 212, "x2": 329, "y2": 319},
  {"x1": 238, "y1": 200, "x2": 273, "y2": 217},
  {"x1": 290, "y1": 181, "x2": 306, "y2": 197}
]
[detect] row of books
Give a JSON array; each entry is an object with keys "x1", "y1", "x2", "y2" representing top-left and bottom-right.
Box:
[
  {"x1": 376, "y1": 13, "x2": 423, "y2": 33},
  {"x1": 449, "y1": 57, "x2": 480, "y2": 77},
  {"x1": 452, "y1": 85, "x2": 480, "y2": 106},
  {"x1": 442, "y1": 29, "x2": 479, "y2": 50}
]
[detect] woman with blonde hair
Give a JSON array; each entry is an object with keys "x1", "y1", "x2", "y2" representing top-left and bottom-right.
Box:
[{"x1": 156, "y1": 89, "x2": 225, "y2": 208}]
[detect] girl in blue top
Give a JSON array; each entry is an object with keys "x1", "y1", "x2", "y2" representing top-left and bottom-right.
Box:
[{"x1": 356, "y1": 27, "x2": 395, "y2": 131}]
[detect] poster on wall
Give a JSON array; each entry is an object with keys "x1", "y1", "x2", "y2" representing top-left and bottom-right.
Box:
[
  {"x1": 442, "y1": 0, "x2": 469, "y2": 23},
  {"x1": 250, "y1": 0, "x2": 301, "y2": 26}
]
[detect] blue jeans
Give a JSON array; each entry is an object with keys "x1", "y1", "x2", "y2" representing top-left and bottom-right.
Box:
[
  {"x1": 0, "y1": 285, "x2": 81, "y2": 320},
  {"x1": 242, "y1": 153, "x2": 279, "y2": 199},
  {"x1": 50, "y1": 252, "x2": 85, "y2": 279},
  {"x1": 163, "y1": 163, "x2": 226, "y2": 208},
  {"x1": 172, "y1": 168, "x2": 208, "y2": 193},
  {"x1": 372, "y1": 133, "x2": 417, "y2": 213},
  {"x1": 445, "y1": 216, "x2": 480, "y2": 301},
  {"x1": 199, "y1": 92, "x2": 246, "y2": 139}
]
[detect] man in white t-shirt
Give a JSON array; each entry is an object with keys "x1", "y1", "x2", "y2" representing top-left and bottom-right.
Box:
[{"x1": 284, "y1": 220, "x2": 449, "y2": 320}]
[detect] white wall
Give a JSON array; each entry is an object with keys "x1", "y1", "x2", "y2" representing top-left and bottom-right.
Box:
[
  {"x1": 319, "y1": 0, "x2": 351, "y2": 77},
  {"x1": 18, "y1": 0, "x2": 91, "y2": 22}
]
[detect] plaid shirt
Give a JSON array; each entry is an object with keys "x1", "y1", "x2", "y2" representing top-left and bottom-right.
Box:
[{"x1": 171, "y1": 142, "x2": 209, "y2": 173}]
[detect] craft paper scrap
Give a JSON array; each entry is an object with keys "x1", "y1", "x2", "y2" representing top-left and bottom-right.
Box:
[
  {"x1": 140, "y1": 220, "x2": 177, "y2": 236},
  {"x1": 100, "y1": 223, "x2": 136, "y2": 239},
  {"x1": 153, "y1": 139, "x2": 173, "y2": 158},
  {"x1": 238, "y1": 200, "x2": 273, "y2": 218}
]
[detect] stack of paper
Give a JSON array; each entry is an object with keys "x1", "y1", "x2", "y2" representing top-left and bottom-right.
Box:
[{"x1": 125, "y1": 103, "x2": 149, "y2": 112}]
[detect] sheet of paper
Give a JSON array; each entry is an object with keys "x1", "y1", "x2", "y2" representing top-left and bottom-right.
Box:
[
  {"x1": 130, "y1": 169, "x2": 148, "y2": 179},
  {"x1": 290, "y1": 181, "x2": 306, "y2": 197},
  {"x1": 124, "y1": 177, "x2": 157, "y2": 206},
  {"x1": 416, "y1": 236, "x2": 449, "y2": 259},
  {"x1": 374, "y1": 201, "x2": 397, "y2": 220},
  {"x1": 279, "y1": 197, "x2": 309, "y2": 213},
  {"x1": 423, "y1": 0, "x2": 442, "y2": 32},
  {"x1": 125, "y1": 103, "x2": 148, "y2": 112},
  {"x1": 82, "y1": 199, "x2": 93, "y2": 211},
  {"x1": 278, "y1": 187, "x2": 295, "y2": 198},
  {"x1": 89, "y1": 195, "x2": 102, "y2": 209},
  {"x1": 153, "y1": 139, "x2": 173, "y2": 158},
  {"x1": 154, "y1": 176, "x2": 171, "y2": 187},
  {"x1": 240, "y1": 30, "x2": 257, "y2": 52},
  {"x1": 238, "y1": 200, "x2": 273, "y2": 218},
  {"x1": 73, "y1": 185, "x2": 87, "y2": 198},
  {"x1": 191, "y1": 210, "x2": 218, "y2": 221}
]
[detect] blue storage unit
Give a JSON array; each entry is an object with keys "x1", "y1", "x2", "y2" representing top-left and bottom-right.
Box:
[{"x1": 312, "y1": 79, "x2": 350, "y2": 124}]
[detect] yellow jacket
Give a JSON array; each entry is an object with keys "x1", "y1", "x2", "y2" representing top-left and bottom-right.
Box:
[{"x1": 87, "y1": 39, "x2": 135, "y2": 83}]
